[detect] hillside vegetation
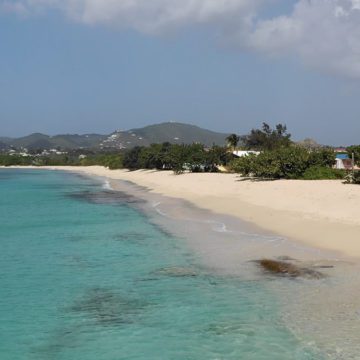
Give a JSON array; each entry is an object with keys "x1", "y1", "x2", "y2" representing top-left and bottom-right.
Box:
[{"x1": 1, "y1": 122, "x2": 227, "y2": 150}]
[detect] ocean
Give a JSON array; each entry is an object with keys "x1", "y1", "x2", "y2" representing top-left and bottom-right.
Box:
[{"x1": 0, "y1": 169, "x2": 322, "y2": 359}]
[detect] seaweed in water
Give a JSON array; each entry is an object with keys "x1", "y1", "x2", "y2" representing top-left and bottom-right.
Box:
[
  {"x1": 257, "y1": 259, "x2": 325, "y2": 279},
  {"x1": 66, "y1": 190, "x2": 145, "y2": 205},
  {"x1": 70, "y1": 288, "x2": 147, "y2": 327},
  {"x1": 152, "y1": 266, "x2": 198, "y2": 278},
  {"x1": 206, "y1": 323, "x2": 256, "y2": 336},
  {"x1": 112, "y1": 232, "x2": 150, "y2": 243}
]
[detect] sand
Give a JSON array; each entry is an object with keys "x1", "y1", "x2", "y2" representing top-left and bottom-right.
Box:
[{"x1": 5, "y1": 165, "x2": 360, "y2": 258}]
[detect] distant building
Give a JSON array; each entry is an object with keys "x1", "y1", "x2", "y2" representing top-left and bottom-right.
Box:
[
  {"x1": 335, "y1": 153, "x2": 352, "y2": 170},
  {"x1": 233, "y1": 150, "x2": 260, "y2": 157},
  {"x1": 334, "y1": 147, "x2": 347, "y2": 153}
]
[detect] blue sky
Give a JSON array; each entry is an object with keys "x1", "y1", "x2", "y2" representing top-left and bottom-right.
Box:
[{"x1": 1, "y1": 0, "x2": 360, "y2": 145}]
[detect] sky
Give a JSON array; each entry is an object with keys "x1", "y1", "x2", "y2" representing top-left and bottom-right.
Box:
[{"x1": 1, "y1": 0, "x2": 360, "y2": 145}]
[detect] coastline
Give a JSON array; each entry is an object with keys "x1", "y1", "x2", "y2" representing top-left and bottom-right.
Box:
[{"x1": 2, "y1": 165, "x2": 360, "y2": 259}]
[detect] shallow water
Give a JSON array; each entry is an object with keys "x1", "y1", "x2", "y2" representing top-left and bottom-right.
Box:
[{"x1": 0, "y1": 169, "x2": 323, "y2": 359}]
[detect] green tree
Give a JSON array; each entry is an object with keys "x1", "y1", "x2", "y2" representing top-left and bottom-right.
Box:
[
  {"x1": 185, "y1": 143, "x2": 206, "y2": 172},
  {"x1": 226, "y1": 134, "x2": 240, "y2": 151},
  {"x1": 347, "y1": 145, "x2": 360, "y2": 166},
  {"x1": 205, "y1": 145, "x2": 231, "y2": 172},
  {"x1": 168, "y1": 144, "x2": 188, "y2": 174},
  {"x1": 123, "y1": 146, "x2": 144, "y2": 170},
  {"x1": 229, "y1": 146, "x2": 336, "y2": 179},
  {"x1": 308, "y1": 147, "x2": 336, "y2": 168},
  {"x1": 241, "y1": 123, "x2": 292, "y2": 151}
]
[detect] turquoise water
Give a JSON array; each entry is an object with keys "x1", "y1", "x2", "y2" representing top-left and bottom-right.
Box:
[{"x1": 0, "y1": 169, "x2": 320, "y2": 359}]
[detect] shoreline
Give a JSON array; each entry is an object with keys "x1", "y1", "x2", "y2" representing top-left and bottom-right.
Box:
[{"x1": 2, "y1": 165, "x2": 360, "y2": 259}]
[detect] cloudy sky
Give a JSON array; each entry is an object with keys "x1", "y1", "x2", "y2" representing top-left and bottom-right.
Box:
[{"x1": 1, "y1": 0, "x2": 360, "y2": 144}]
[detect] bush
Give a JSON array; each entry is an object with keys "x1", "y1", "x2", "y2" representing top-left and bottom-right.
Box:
[
  {"x1": 123, "y1": 147, "x2": 144, "y2": 170},
  {"x1": 347, "y1": 145, "x2": 360, "y2": 166},
  {"x1": 80, "y1": 154, "x2": 123, "y2": 169},
  {"x1": 345, "y1": 171, "x2": 360, "y2": 184},
  {"x1": 121, "y1": 143, "x2": 230, "y2": 174},
  {"x1": 229, "y1": 147, "x2": 336, "y2": 179},
  {"x1": 308, "y1": 147, "x2": 336, "y2": 168},
  {"x1": 0, "y1": 155, "x2": 34, "y2": 166},
  {"x1": 301, "y1": 166, "x2": 345, "y2": 180}
]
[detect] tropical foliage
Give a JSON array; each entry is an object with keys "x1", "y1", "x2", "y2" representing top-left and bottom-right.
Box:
[
  {"x1": 301, "y1": 166, "x2": 345, "y2": 180},
  {"x1": 123, "y1": 143, "x2": 231, "y2": 174},
  {"x1": 0, "y1": 153, "x2": 124, "y2": 169},
  {"x1": 226, "y1": 134, "x2": 240, "y2": 150},
  {"x1": 344, "y1": 171, "x2": 360, "y2": 184},
  {"x1": 240, "y1": 123, "x2": 292, "y2": 151},
  {"x1": 347, "y1": 145, "x2": 360, "y2": 166},
  {"x1": 229, "y1": 147, "x2": 337, "y2": 179}
]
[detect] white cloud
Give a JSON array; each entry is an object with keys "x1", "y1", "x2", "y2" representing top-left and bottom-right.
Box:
[
  {"x1": 3, "y1": 0, "x2": 360, "y2": 78},
  {"x1": 1, "y1": 0, "x2": 261, "y2": 32},
  {"x1": 247, "y1": 0, "x2": 360, "y2": 78}
]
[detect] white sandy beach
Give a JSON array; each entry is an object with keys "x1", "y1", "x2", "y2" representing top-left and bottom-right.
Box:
[{"x1": 18, "y1": 165, "x2": 360, "y2": 259}]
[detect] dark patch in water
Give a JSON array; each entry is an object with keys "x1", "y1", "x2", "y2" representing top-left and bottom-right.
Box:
[
  {"x1": 276, "y1": 255, "x2": 297, "y2": 261},
  {"x1": 256, "y1": 259, "x2": 325, "y2": 279},
  {"x1": 149, "y1": 223, "x2": 174, "y2": 238},
  {"x1": 0, "y1": 169, "x2": 43, "y2": 179},
  {"x1": 112, "y1": 232, "x2": 150, "y2": 243},
  {"x1": 69, "y1": 288, "x2": 147, "y2": 327},
  {"x1": 0, "y1": 173, "x2": 15, "y2": 180},
  {"x1": 313, "y1": 265, "x2": 334, "y2": 269},
  {"x1": 137, "y1": 277, "x2": 160, "y2": 282},
  {"x1": 152, "y1": 266, "x2": 198, "y2": 278},
  {"x1": 32, "y1": 326, "x2": 81, "y2": 359},
  {"x1": 206, "y1": 323, "x2": 256, "y2": 336},
  {"x1": 63, "y1": 255, "x2": 94, "y2": 269},
  {"x1": 66, "y1": 190, "x2": 145, "y2": 206},
  {"x1": 34, "y1": 288, "x2": 147, "y2": 358}
]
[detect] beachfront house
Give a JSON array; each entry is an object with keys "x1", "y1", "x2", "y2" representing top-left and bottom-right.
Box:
[
  {"x1": 232, "y1": 150, "x2": 260, "y2": 158},
  {"x1": 335, "y1": 153, "x2": 352, "y2": 170}
]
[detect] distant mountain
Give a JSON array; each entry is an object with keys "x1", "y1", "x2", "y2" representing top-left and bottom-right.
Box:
[
  {"x1": 51, "y1": 134, "x2": 107, "y2": 149},
  {"x1": 100, "y1": 122, "x2": 227, "y2": 149},
  {"x1": 0, "y1": 141, "x2": 10, "y2": 151},
  {"x1": 1, "y1": 122, "x2": 228, "y2": 150},
  {"x1": 2, "y1": 133, "x2": 107, "y2": 150}
]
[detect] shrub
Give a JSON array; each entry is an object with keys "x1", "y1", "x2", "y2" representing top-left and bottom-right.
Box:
[
  {"x1": 229, "y1": 147, "x2": 336, "y2": 179},
  {"x1": 123, "y1": 147, "x2": 144, "y2": 170},
  {"x1": 347, "y1": 145, "x2": 360, "y2": 166},
  {"x1": 240, "y1": 123, "x2": 292, "y2": 151},
  {"x1": 301, "y1": 166, "x2": 345, "y2": 180},
  {"x1": 80, "y1": 154, "x2": 123, "y2": 169},
  {"x1": 228, "y1": 154, "x2": 257, "y2": 176},
  {"x1": 0, "y1": 155, "x2": 30, "y2": 166},
  {"x1": 345, "y1": 171, "x2": 360, "y2": 184},
  {"x1": 308, "y1": 147, "x2": 336, "y2": 168}
]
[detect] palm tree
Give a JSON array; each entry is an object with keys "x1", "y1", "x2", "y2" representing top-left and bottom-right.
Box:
[{"x1": 226, "y1": 134, "x2": 240, "y2": 151}]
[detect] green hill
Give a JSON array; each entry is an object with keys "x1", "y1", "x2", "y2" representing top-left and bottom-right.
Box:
[
  {"x1": 1, "y1": 122, "x2": 228, "y2": 150},
  {"x1": 9, "y1": 133, "x2": 53, "y2": 150},
  {"x1": 2, "y1": 133, "x2": 107, "y2": 150},
  {"x1": 100, "y1": 122, "x2": 227, "y2": 149},
  {"x1": 0, "y1": 141, "x2": 10, "y2": 151},
  {"x1": 51, "y1": 134, "x2": 107, "y2": 149}
]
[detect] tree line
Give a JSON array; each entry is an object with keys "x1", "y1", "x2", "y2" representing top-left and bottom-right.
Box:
[
  {"x1": 0, "y1": 152, "x2": 123, "y2": 169},
  {"x1": 1, "y1": 122, "x2": 359, "y2": 182},
  {"x1": 226, "y1": 122, "x2": 360, "y2": 181},
  {"x1": 122, "y1": 143, "x2": 231, "y2": 174}
]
